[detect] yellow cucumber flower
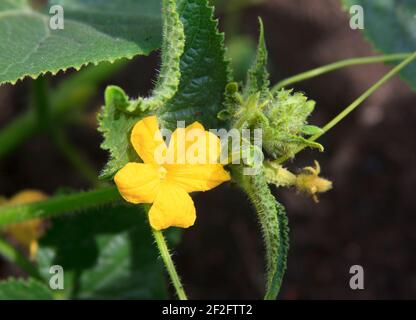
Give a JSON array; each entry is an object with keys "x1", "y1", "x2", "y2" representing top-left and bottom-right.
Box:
[
  {"x1": 114, "y1": 115, "x2": 231, "y2": 230},
  {"x1": 3, "y1": 190, "x2": 48, "y2": 260}
]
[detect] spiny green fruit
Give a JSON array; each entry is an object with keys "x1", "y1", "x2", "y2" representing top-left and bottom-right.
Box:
[
  {"x1": 262, "y1": 88, "x2": 323, "y2": 159},
  {"x1": 221, "y1": 17, "x2": 323, "y2": 161},
  {"x1": 222, "y1": 83, "x2": 323, "y2": 161}
]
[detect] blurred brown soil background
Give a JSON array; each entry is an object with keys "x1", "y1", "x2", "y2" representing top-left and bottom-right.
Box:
[{"x1": 1, "y1": 0, "x2": 415, "y2": 299}]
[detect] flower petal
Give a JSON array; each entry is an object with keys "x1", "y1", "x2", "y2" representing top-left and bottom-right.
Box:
[
  {"x1": 3, "y1": 190, "x2": 47, "y2": 260},
  {"x1": 148, "y1": 182, "x2": 196, "y2": 230},
  {"x1": 6, "y1": 219, "x2": 43, "y2": 260},
  {"x1": 166, "y1": 164, "x2": 231, "y2": 193},
  {"x1": 163, "y1": 121, "x2": 230, "y2": 192},
  {"x1": 131, "y1": 115, "x2": 167, "y2": 165},
  {"x1": 165, "y1": 121, "x2": 222, "y2": 165},
  {"x1": 114, "y1": 163, "x2": 161, "y2": 204},
  {"x1": 165, "y1": 122, "x2": 202, "y2": 164},
  {"x1": 169, "y1": 122, "x2": 205, "y2": 150},
  {"x1": 8, "y1": 190, "x2": 48, "y2": 205}
]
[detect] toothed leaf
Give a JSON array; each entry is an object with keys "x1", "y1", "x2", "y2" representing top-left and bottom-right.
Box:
[
  {"x1": 0, "y1": 278, "x2": 53, "y2": 300},
  {"x1": 116, "y1": 0, "x2": 185, "y2": 113},
  {"x1": 98, "y1": 0, "x2": 184, "y2": 179},
  {"x1": 98, "y1": 0, "x2": 230, "y2": 179},
  {"x1": 341, "y1": 0, "x2": 416, "y2": 91},
  {"x1": 243, "y1": 18, "x2": 270, "y2": 100},
  {"x1": 98, "y1": 86, "x2": 141, "y2": 179},
  {"x1": 0, "y1": 0, "x2": 162, "y2": 85},
  {"x1": 235, "y1": 168, "x2": 289, "y2": 300},
  {"x1": 158, "y1": 0, "x2": 230, "y2": 130}
]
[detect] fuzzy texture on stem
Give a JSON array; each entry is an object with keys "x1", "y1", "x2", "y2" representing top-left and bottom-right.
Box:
[
  {"x1": 152, "y1": 228, "x2": 187, "y2": 300},
  {"x1": 115, "y1": 0, "x2": 185, "y2": 114},
  {"x1": 0, "y1": 187, "x2": 121, "y2": 228},
  {"x1": 233, "y1": 166, "x2": 289, "y2": 300},
  {"x1": 278, "y1": 51, "x2": 416, "y2": 163},
  {"x1": 273, "y1": 53, "x2": 412, "y2": 91}
]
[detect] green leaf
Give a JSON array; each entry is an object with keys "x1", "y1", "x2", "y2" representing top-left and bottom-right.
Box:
[
  {"x1": 98, "y1": 86, "x2": 142, "y2": 179},
  {"x1": 98, "y1": 0, "x2": 184, "y2": 179},
  {"x1": 158, "y1": 0, "x2": 230, "y2": 130},
  {"x1": 301, "y1": 124, "x2": 324, "y2": 136},
  {"x1": 234, "y1": 167, "x2": 289, "y2": 300},
  {"x1": 243, "y1": 18, "x2": 270, "y2": 100},
  {"x1": 266, "y1": 199, "x2": 289, "y2": 300},
  {"x1": 98, "y1": 0, "x2": 230, "y2": 179},
  {"x1": 36, "y1": 203, "x2": 174, "y2": 299},
  {"x1": 115, "y1": 0, "x2": 185, "y2": 114},
  {"x1": 341, "y1": 0, "x2": 416, "y2": 91},
  {"x1": 0, "y1": 60, "x2": 125, "y2": 159},
  {"x1": 0, "y1": 0, "x2": 162, "y2": 85},
  {"x1": 0, "y1": 278, "x2": 53, "y2": 300}
]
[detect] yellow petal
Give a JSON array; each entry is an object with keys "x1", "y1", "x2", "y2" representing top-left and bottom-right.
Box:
[
  {"x1": 163, "y1": 121, "x2": 230, "y2": 192},
  {"x1": 166, "y1": 122, "x2": 222, "y2": 164},
  {"x1": 184, "y1": 128, "x2": 222, "y2": 164},
  {"x1": 6, "y1": 220, "x2": 43, "y2": 245},
  {"x1": 8, "y1": 190, "x2": 47, "y2": 205},
  {"x1": 114, "y1": 163, "x2": 161, "y2": 204},
  {"x1": 6, "y1": 219, "x2": 43, "y2": 259},
  {"x1": 170, "y1": 122, "x2": 204, "y2": 150},
  {"x1": 205, "y1": 130, "x2": 222, "y2": 164},
  {"x1": 29, "y1": 241, "x2": 39, "y2": 261},
  {"x1": 166, "y1": 122, "x2": 202, "y2": 164},
  {"x1": 3, "y1": 190, "x2": 48, "y2": 260},
  {"x1": 131, "y1": 115, "x2": 168, "y2": 165},
  {"x1": 148, "y1": 182, "x2": 196, "y2": 230},
  {"x1": 166, "y1": 164, "x2": 231, "y2": 193}
]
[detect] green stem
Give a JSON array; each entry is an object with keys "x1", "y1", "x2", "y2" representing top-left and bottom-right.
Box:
[
  {"x1": 0, "y1": 187, "x2": 120, "y2": 228},
  {"x1": 0, "y1": 237, "x2": 41, "y2": 279},
  {"x1": 273, "y1": 53, "x2": 412, "y2": 91},
  {"x1": 0, "y1": 61, "x2": 125, "y2": 159},
  {"x1": 33, "y1": 78, "x2": 51, "y2": 131},
  {"x1": 32, "y1": 78, "x2": 98, "y2": 186},
  {"x1": 278, "y1": 51, "x2": 416, "y2": 163},
  {"x1": 52, "y1": 130, "x2": 100, "y2": 187},
  {"x1": 0, "y1": 111, "x2": 39, "y2": 158},
  {"x1": 235, "y1": 168, "x2": 289, "y2": 300},
  {"x1": 152, "y1": 229, "x2": 187, "y2": 300}
]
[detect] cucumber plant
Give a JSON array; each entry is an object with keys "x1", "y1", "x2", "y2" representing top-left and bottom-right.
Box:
[{"x1": 0, "y1": 0, "x2": 415, "y2": 300}]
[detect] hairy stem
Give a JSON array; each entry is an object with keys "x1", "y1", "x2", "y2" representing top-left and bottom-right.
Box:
[
  {"x1": 0, "y1": 187, "x2": 121, "y2": 228},
  {"x1": 118, "y1": 0, "x2": 184, "y2": 113},
  {"x1": 233, "y1": 166, "x2": 289, "y2": 300},
  {"x1": 273, "y1": 53, "x2": 412, "y2": 91},
  {"x1": 152, "y1": 229, "x2": 187, "y2": 300},
  {"x1": 278, "y1": 51, "x2": 416, "y2": 163}
]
